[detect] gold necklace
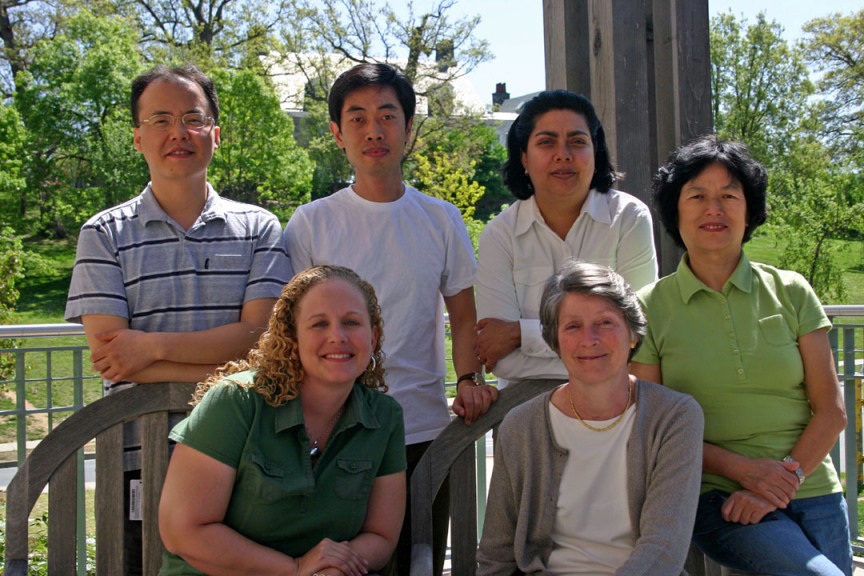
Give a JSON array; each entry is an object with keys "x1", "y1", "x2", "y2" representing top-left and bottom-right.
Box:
[{"x1": 568, "y1": 379, "x2": 633, "y2": 432}]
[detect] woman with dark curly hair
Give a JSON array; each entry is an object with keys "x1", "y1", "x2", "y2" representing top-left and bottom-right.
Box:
[
  {"x1": 475, "y1": 90, "x2": 657, "y2": 386},
  {"x1": 158, "y1": 265, "x2": 406, "y2": 576},
  {"x1": 632, "y1": 135, "x2": 852, "y2": 575}
]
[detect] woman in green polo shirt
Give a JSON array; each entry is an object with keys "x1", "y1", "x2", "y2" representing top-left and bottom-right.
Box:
[
  {"x1": 158, "y1": 265, "x2": 406, "y2": 576},
  {"x1": 631, "y1": 135, "x2": 852, "y2": 576}
]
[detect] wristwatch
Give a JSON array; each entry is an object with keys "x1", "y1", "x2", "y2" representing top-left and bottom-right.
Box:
[
  {"x1": 783, "y1": 455, "x2": 805, "y2": 485},
  {"x1": 456, "y1": 371, "x2": 484, "y2": 387}
]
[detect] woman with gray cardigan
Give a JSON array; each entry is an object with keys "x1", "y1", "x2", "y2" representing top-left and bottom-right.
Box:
[{"x1": 477, "y1": 260, "x2": 703, "y2": 575}]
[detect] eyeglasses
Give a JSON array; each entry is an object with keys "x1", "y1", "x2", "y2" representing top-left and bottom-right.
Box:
[{"x1": 137, "y1": 113, "x2": 214, "y2": 132}]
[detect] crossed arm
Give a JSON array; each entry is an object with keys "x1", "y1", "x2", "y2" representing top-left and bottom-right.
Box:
[
  {"x1": 159, "y1": 444, "x2": 404, "y2": 576},
  {"x1": 81, "y1": 297, "x2": 276, "y2": 384},
  {"x1": 631, "y1": 327, "x2": 846, "y2": 525}
]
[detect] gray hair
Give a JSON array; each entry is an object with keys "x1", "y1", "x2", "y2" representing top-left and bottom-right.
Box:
[{"x1": 539, "y1": 260, "x2": 647, "y2": 360}]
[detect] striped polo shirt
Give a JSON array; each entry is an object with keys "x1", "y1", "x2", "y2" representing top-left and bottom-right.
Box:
[{"x1": 66, "y1": 183, "x2": 292, "y2": 394}]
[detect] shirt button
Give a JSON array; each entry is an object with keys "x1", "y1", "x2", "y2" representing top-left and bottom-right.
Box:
[{"x1": 350, "y1": 463, "x2": 357, "y2": 471}]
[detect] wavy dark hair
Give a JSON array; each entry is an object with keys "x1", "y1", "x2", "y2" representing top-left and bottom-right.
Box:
[
  {"x1": 653, "y1": 134, "x2": 768, "y2": 249},
  {"x1": 502, "y1": 90, "x2": 617, "y2": 200},
  {"x1": 193, "y1": 265, "x2": 387, "y2": 406}
]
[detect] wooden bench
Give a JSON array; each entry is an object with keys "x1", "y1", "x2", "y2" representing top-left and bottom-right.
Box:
[
  {"x1": 3, "y1": 382, "x2": 196, "y2": 576},
  {"x1": 409, "y1": 378, "x2": 563, "y2": 576},
  {"x1": 408, "y1": 378, "x2": 743, "y2": 576}
]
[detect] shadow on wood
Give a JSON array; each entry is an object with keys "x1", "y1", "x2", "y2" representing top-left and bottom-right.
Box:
[{"x1": 3, "y1": 382, "x2": 196, "y2": 576}]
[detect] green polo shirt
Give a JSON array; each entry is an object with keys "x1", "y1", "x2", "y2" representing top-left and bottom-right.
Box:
[
  {"x1": 634, "y1": 253, "x2": 840, "y2": 498},
  {"x1": 159, "y1": 371, "x2": 406, "y2": 575}
]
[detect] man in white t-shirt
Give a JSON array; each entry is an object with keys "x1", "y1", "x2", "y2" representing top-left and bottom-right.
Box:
[{"x1": 284, "y1": 62, "x2": 497, "y2": 576}]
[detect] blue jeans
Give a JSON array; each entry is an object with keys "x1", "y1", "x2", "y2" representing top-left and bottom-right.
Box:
[{"x1": 693, "y1": 490, "x2": 853, "y2": 576}]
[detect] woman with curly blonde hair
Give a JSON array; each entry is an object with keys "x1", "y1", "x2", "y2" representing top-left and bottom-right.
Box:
[{"x1": 159, "y1": 265, "x2": 406, "y2": 576}]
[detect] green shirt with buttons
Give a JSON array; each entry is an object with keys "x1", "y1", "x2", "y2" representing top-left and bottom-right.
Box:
[
  {"x1": 159, "y1": 371, "x2": 406, "y2": 575},
  {"x1": 634, "y1": 253, "x2": 841, "y2": 498}
]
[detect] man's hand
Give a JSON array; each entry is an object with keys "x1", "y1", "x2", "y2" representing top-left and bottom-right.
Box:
[
  {"x1": 91, "y1": 328, "x2": 157, "y2": 381},
  {"x1": 452, "y1": 381, "x2": 498, "y2": 425}
]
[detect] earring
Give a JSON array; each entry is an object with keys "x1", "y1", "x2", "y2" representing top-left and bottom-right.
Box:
[{"x1": 368, "y1": 355, "x2": 377, "y2": 371}]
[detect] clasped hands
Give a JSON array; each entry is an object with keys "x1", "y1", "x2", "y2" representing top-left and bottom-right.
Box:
[
  {"x1": 722, "y1": 457, "x2": 803, "y2": 525},
  {"x1": 299, "y1": 537, "x2": 368, "y2": 576},
  {"x1": 90, "y1": 328, "x2": 157, "y2": 381}
]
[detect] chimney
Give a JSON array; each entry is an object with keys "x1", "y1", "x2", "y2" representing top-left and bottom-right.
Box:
[{"x1": 492, "y1": 83, "x2": 510, "y2": 107}]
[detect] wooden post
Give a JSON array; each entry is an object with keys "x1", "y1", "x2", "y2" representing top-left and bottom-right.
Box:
[{"x1": 543, "y1": 0, "x2": 712, "y2": 277}]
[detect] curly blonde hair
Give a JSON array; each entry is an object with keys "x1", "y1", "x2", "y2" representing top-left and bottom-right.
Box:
[{"x1": 193, "y1": 265, "x2": 387, "y2": 406}]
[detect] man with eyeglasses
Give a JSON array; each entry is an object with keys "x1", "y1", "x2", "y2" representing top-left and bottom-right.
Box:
[{"x1": 65, "y1": 63, "x2": 291, "y2": 575}]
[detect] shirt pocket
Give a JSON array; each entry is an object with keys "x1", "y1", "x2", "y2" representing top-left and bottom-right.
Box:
[
  {"x1": 242, "y1": 453, "x2": 301, "y2": 502},
  {"x1": 333, "y1": 458, "x2": 374, "y2": 501},
  {"x1": 513, "y1": 266, "x2": 552, "y2": 318},
  {"x1": 758, "y1": 314, "x2": 796, "y2": 347}
]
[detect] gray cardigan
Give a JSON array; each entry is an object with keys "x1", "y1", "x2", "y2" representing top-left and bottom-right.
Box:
[{"x1": 477, "y1": 380, "x2": 704, "y2": 576}]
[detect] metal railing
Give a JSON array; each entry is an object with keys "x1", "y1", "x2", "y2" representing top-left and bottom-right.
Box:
[{"x1": 1, "y1": 309, "x2": 863, "y2": 550}]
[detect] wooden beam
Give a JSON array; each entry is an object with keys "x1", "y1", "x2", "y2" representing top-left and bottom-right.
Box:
[{"x1": 543, "y1": 0, "x2": 712, "y2": 276}]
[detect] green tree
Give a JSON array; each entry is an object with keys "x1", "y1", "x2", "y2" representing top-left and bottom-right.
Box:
[
  {"x1": 0, "y1": 226, "x2": 24, "y2": 377},
  {"x1": 710, "y1": 11, "x2": 813, "y2": 165},
  {"x1": 710, "y1": 11, "x2": 861, "y2": 302},
  {"x1": 14, "y1": 9, "x2": 143, "y2": 236},
  {"x1": 209, "y1": 67, "x2": 314, "y2": 221},
  {"x1": 803, "y1": 9, "x2": 864, "y2": 165},
  {"x1": 413, "y1": 148, "x2": 483, "y2": 220},
  {"x1": 0, "y1": 0, "x2": 69, "y2": 97},
  {"x1": 105, "y1": 0, "x2": 294, "y2": 67},
  {"x1": 0, "y1": 102, "x2": 28, "y2": 227}
]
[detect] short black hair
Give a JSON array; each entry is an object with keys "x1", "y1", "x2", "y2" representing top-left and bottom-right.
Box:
[
  {"x1": 130, "y1": 63, "x2": 219, "y2": 125},
  {"x1": 328, "y1": 63, "x2": 416, "y2": 128},
  {"x1": 653, "y1": 134, "x2": 768, "y2": 249},
  {"x1": 502, "y1": 90, "x2": 616, "y2": 200}
]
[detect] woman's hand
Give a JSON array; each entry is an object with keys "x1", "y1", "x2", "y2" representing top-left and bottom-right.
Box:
[
  {"x1": 297, "y1": 538, "x2": 369, "y2": 576},
  {"x1": 474, "y1": 318, "x2": 520, "y2": 371},
  {"x1": 721, "y1": 490, "x2": 776, "y2": 525},
  {"x1": 736, "y1": 457, "x2": 801, "y2": 508}
]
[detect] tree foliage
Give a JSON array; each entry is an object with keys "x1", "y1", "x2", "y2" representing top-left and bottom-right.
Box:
[
  {"x1": 803, "y1": 9, "x2": 864, "y2": 164},
  {"x1": 710, "y1": 11, "x2": 864, "y2": 302},
  {"x1": 710, "y1": 12, "x2": 813, "y2": 164},
  {"x1": 13, "y1": 9, "x2": 144, "y2": 236},
  {"x1": 413, "y1": 148, "x2": 483, "y2": 220},
  {"x1": 209, "y1": 67, "x2": 313, "y2": 221},
  {"x1": 0, "y1": 225, "x2": 24, "y2": 377}
]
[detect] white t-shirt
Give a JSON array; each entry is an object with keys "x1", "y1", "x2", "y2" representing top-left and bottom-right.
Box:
[
  {"x1": 477, "y1": 190, "x2": 657, "y2": 384},
  {"x1": 284, "y1": 184, "x2": 477, "y2": 444},
  {"x1": 547, "y1": 402, "x2": 636, "y2": 575}
]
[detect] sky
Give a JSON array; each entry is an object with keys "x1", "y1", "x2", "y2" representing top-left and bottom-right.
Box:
[{"x1": 440, "y1": 0, "x2": 861, "y2": 105}]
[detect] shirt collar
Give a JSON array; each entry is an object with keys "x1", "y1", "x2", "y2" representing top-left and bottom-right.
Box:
[
  {"x1": 675, "y1": 252, "x2": 754, "y2": 303},
  {"x1": 139, "y1": 183, "x2": 225, "y2": 226},
  {"x1": 514, "y1": 189, "x2": 611, "y2": 237},
  {"x1": 274, "y1": 383, "x2": 382, "y2": 434}
]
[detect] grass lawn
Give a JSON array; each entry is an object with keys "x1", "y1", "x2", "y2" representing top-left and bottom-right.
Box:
[{"x1": 745, "y1": 233, "x2": 864, "y2": 305}]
